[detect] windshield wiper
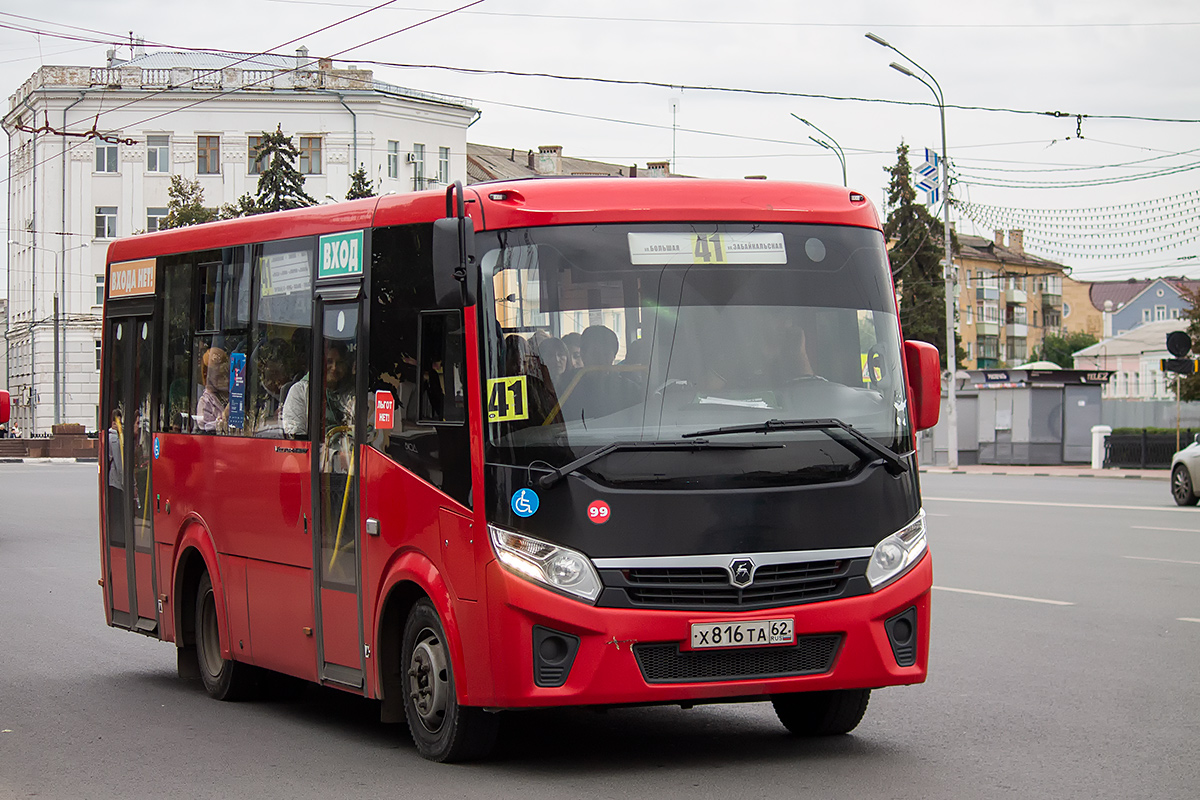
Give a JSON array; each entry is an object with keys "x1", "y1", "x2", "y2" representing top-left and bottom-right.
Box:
[
  {"x1": 537, "y1": 439, "x2": 783, "y2": 489},
  {"x1": 681, "y1": 418, "x2": 909, "y2": 475}
]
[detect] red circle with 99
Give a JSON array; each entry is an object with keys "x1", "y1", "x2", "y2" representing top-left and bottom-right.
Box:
[{"x1": 587, "y1": 500, "x2": 611, "y2": 524}]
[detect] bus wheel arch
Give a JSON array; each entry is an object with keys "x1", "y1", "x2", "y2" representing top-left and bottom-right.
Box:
[{"x1": 377, "y1": 579, "x2": 425, "y2": 724}]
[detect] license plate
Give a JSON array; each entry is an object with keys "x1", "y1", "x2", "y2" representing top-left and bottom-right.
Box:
[{"x1": 690, "y1": 618, "x2": 794, "y2": 649}]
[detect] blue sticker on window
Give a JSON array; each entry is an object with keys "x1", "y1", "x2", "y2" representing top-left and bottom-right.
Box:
[
  {"x1": 228, "y1": 352, "x2": 246, "y2": 430},
  {"x1": 511, "y1": 488, "x2": 539, "y2": 518},
  {"x1": 153, "y1": 436, "x2": 160, "y2": 459}
]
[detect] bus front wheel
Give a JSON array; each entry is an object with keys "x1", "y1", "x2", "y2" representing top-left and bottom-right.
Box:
[
  {"x1": 195, "y1": 572, "x2": 257, "y2": 701},
  {"x1": 401, "y1": 599, "x2": 498, "y2": 762},
  {"x1": 771, "y1": 688, "x2": 871, "y2": 736}
]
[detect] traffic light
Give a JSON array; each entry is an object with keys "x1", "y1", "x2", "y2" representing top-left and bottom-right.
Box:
[{"x1": 1161, "y1": 358, "x2": 1199, "y2": 375}]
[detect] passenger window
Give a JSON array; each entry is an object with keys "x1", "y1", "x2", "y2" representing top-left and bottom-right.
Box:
[
  {"x1": 192, "y1": 248, "x2": 249, "y2": 435},
  {"x1": 251, "y1": 240, "x2": 314, "y2": 439}
]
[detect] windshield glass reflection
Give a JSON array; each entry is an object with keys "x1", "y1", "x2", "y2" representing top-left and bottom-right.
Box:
[{"x1": 479, "y1": 223, "x2": 911, "y2": 488}]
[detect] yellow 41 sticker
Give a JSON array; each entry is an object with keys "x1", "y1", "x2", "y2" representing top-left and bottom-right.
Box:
[{"x1": 487, "y1": 376, "x2": 529, "y2": 422}]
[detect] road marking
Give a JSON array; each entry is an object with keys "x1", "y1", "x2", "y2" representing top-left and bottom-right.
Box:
[
  {"x1": 933, "y1": 586, "x2": 1074, "y2": 606},
  {"x1": 1131, "y1": 525, "x2": 1200, "y2": 534},
  {"x1": 1178, "y1": 618, "x2": 1200, "y2": 624},
  {"x1": 925, "y1": 496, "x2": 1191, "y2": 513},
  {"x1": 1124, "y1": 555, "x2": 1200, "y2": 566}
]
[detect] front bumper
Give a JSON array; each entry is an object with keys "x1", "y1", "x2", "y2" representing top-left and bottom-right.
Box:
[{"x1": 476, "y1": 550, "x2": 931, "y2": 708}]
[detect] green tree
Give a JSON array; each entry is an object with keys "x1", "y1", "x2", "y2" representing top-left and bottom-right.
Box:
[
  {"x1": 346, "y1": 163, "x2": 376, "y2": 200},
  {"x1": 217, "y1": 193, "x2": 260, "y2": 220},
  {"x1": 160, "y1": 175, "x2": 216, "y2": 229},
  {"x1": 1033, "y1": 331, "x2": 1099, "y2": 368},
  {"x1": 253, "y1": 125, "x2": 316, "y2": 213},
  {"x1": 883, "y1": 142, "x2": 957, "y2": 367},
  {"x1": 1176, "y1": 286, "x2": 1200, "y2": 400}
]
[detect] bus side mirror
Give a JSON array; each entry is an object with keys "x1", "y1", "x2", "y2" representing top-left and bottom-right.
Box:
[
  {"x1": 904, "y1": 340, "x2": 941, "y2": 431},
  {"x1": 433, "y1": 182, "x2": 478, "y2": 309},
  {"x1": 432, "y1": 216, "x2": 477, "y2": 308}
]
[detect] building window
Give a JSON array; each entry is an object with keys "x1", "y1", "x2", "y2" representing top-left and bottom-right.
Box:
[
  {"x1": 95, "y1": 275, "x2": 105, "y2": 306},
  {"x1": 963, "y1": 305, "x2": 972, "y2": 325},
  {"x1": 413, "y1": 143, "x2": 426, "y2": 189},
  {"x1": 95, "y1": 340, "x2": 102, "y2": 370},
  {"x1": 146, "y1": 207, "x2": 169, "y2": 232},
  {"x1": 248, "y1": 135, "x2": 267, "y2": 174},
  {"x1": 197, "y1": 136, "x2": 220, "y2": 174},
  {"x1": 1155, "y1": 305, "x2": 1167, "y2": 321},
  {"x1": 1142, "y1": 308, "x2": 1152, "y2": 323},
  {"x1": 96, "y1": 143, "x2": 118, "y2": 173},
  {"x1": 299, "y1": 136, "x2": 321, "y2": 174},
  {"x1": 95, "y1": 206, "x2": 117, "y2": 239},
  {"x1": 387, "y1": 140, "x2": 399, "y2": 178},
  {"x1": 438, "y1": 146, "x2": 450, "y2": 184},
  {"x1": 146, "y1": 135, "x2": 170, "y2": 173},
  {"x1": 1172, "y1": 308, "x2": 1181, "y2": 319}
]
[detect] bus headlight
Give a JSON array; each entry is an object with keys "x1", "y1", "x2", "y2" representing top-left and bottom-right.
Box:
[
  {"x1": 489, "y1": 525, "x2": 602, "y2": 603},
  {"x1": 866, "y1": 509, "x2": 927, "y2": 590}
]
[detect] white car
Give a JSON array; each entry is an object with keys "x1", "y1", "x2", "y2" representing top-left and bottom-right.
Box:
[{"x1": 1170, "y1": 435, "x2": 1200, "y2": 506}]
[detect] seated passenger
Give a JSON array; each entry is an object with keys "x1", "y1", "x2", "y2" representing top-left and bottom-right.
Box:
[{"x1": 196, "y1": 346, "x2": 230, "y2": 433}]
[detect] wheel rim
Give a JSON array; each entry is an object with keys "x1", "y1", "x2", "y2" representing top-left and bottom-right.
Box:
[
  {"x1": 407, "y1": 626, "x2": 450, "y2": 733},
  {"x1": 1174, "y1": 468, "x2": 1192, "y2": 502},
  {"x1": 198, "y1": 589, "x2": 222, "y2": 680}
]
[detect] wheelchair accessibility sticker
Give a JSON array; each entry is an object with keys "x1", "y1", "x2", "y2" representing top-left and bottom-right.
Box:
[
  {"x1": 511, "y1": 487, "x2": 539, "y2": 518},
  {"x1": 153, "y1": 436, "x2": 160, "y2": 459}
]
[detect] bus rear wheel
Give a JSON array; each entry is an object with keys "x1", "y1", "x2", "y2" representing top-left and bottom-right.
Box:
[
  {"x1": 401, "y1": 599, "x2": 498, "y2": 762},
  {"x1": 771, "y1": 689, "x2": 871, "y2": 736},
  {"x1": 195, "y1": 572, "x2": 257, "y2": 701}
]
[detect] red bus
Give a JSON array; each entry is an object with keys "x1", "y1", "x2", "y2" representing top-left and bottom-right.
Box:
[{"x1": 99, "y1": 178, "x2": 940, "y2": 762}]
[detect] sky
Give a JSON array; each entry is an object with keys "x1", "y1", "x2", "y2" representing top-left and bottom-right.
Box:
[{"x1": 3, "y1": 0, "x2": 1200, "y2": 295}]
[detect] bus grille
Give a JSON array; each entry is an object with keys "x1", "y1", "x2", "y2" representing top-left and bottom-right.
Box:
[
  {"x1": 600, "y1": 559, "x2": 863, "y2": 610},
  {"x1": 633, "y1": 635, "x2": 841, "y2": 683}
]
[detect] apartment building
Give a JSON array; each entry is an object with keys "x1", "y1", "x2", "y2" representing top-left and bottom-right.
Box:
[{"x1": 955, "y1": 229, "x2": 1068, "y2": 369}]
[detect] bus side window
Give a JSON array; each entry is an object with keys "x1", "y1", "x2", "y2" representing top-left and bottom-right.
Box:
[
  {"x1": 252, "y1": 240, "x2": 314, "y2": 439},
  {"x1": 369, "y1": 223, "x2": 472, "y2": 508}
]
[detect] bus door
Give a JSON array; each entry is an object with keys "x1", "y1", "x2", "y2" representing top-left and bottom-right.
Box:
[
  {"x1": 102, "y1": 312, "x2": 159, "y2": 634},
  {"x1": 312, "y1": 297, "x2": 366, "y2": 689}
]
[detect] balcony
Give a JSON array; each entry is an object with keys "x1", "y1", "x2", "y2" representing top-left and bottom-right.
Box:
[
  {"x1": 976, "y1": 286, "x2": 1000, "y2": 301},
  {"x1": 1042, "y1": 292, "x2": 1062, "y2": 308},
  {"x1": 1006, "y1": 287, "x2": 1027, "y2": 304},
  {"x1": 1006, "y1": 323, "x2": 1029, "y2": 337},
  {"x1": 975, "y1": 321, "x2": 1000, "y2": 336}
]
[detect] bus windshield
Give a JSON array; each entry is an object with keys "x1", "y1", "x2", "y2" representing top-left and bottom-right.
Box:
[{"x1": 479, "y1": 222, "x2": 911, "y2": 487}]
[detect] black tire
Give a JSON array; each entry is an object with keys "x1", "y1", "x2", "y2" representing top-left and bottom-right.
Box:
[
  {"x1": 195, "y1": 572, "x2": 257, "y2": 701},
  {"x1": 401, "y1": 599, "x2": 498, "y2": 762},
  {"x1": 1172, "y1": 465, "x2": 1198, "y2": 506},
  {"x1": 771, "y1": 689, "x2": 871, "y2": 736}
]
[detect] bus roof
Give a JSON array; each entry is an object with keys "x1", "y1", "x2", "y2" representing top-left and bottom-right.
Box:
[{"x1": 106, "y1": 178, "x2": 880, "y2": 265}]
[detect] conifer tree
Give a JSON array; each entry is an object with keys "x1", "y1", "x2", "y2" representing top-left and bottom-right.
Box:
[
  {"x1": 882, "y1": 142, "x2": 956, "y2": 368},
  {"x1": 1175, "y1": 286, "x2": 1200, "y2": 400},
  {"x1": 253, "y1": 125, "x2": 316, "y2": 213},
  {"x1": 346, "y1": 163, "x2": 376, "y2": 200},
  {"x1": 160, "y1": 175, "x2": 216, "y2": 229}
]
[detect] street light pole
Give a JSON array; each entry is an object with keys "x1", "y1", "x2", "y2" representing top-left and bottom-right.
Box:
[
  {"x1": 790, "y1": 114, "x2": 847, "y2": 186},
  {"x1": 867, "y1": 32, "x2": 958, "y2": 469}
]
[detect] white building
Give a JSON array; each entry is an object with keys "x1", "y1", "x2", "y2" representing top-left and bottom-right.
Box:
[
  {"x1": 3, "y1": 45, "x2": 478, "y2": 434},
  {"x1": 1072, "y1": 318, "x2": 1187, "y2": 400}
]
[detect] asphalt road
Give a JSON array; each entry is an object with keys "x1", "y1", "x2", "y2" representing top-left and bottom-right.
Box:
[{"x1": 1, "y1": 464, "x2": 1197, "y2": 799}]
